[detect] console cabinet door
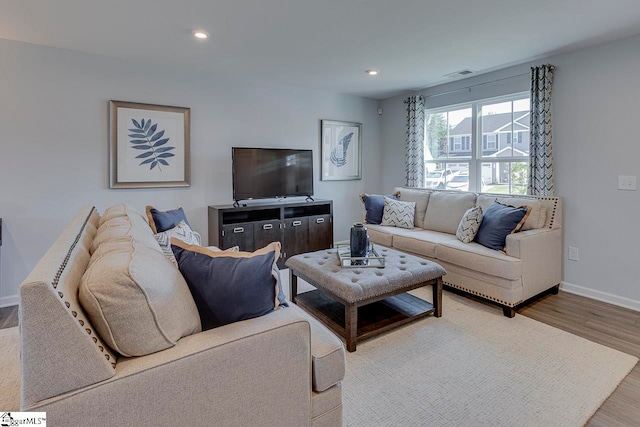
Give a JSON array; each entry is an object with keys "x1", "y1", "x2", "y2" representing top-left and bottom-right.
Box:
[
  {"x1": 221, "y1": 223, "x2": 254, "y2": 251},
  {"x1": 253, "y1": 220, "x2": 283, "y2": 250},
  {"x1": 282, "y1": 217, "x2": 309, "y2": 259},
  {"x1": 308, "y1": 214, "x2": 333, "y2": 252}
]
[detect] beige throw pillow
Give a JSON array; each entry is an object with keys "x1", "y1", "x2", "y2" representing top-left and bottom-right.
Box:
[{"x1": 79, "y1": 237, "x2": 202, "y2": 357}]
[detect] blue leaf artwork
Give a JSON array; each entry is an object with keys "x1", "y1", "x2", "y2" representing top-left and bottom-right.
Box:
[
  {"x1": 330, "y1": 132, "x2": 353, "y2": 168},
  {"x1": 129, "y1": 119, "x2": 175, "y2": 171}
]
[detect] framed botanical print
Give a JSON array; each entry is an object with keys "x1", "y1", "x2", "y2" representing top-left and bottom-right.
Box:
[{"x1": 109, "y1": 100, "x2": 190, "y2": 188}]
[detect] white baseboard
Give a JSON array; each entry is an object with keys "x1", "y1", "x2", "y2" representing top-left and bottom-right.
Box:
[
  {"x1": 0, "y1": 294, "x2": 19, "y2": 308},
  {"x1": 560, "y1": 281, "x2": 640, "y2": 312}
]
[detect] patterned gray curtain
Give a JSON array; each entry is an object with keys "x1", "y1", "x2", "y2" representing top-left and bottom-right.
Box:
[
  {"x1": 404, "y1": 95, "x2": 426, "y2": 188},
  {"x1": 528, "y1": 64, "x2": 555, "y2": 196}
]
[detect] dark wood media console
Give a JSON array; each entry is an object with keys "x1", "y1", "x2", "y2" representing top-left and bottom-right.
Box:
[{"x1": 208, "y1": 200, "x2": 333, "y2": 267}]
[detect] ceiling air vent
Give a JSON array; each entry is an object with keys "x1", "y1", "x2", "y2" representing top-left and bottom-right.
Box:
[{"x1": 445, "y1": 69, "x2": 473, "y2": 79}]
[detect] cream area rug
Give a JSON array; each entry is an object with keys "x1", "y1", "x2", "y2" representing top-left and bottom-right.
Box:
[
  {"x1": 0, "y1": 327, "x2": 20, "y2": 411},
  {"x1": 1, "y1": 289, "x2": 637, "y2": 425},
  {"x1": 342, "y1": 288, "x2": 638, "y2": 427}
]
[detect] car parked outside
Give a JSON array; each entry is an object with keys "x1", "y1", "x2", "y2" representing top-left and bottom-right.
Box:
[
  {"x1": 425, "y1": 169, "x2": 458, "y2": 189},
  {"x1": 446, "y1": 173, "x2": 469, "y2": 191},
  {"x1": 446, "y1": 173, "x2": 485, "y2": 192}
]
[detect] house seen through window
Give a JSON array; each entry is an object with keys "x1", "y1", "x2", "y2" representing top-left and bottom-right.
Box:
[{"x1": 424, "y1": 93, "x2": 530, "y2": 194}]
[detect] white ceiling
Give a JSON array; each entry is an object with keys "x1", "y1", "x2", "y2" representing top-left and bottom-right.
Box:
[{"x1": 3, "y1": 0, "x2": 640, "y2": 99}]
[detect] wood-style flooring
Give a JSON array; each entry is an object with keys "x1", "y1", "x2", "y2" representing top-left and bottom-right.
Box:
[
  {"x1": 1, "y1": 290, "x2": 638, "y2": 424},
  {"x1": 0, "y1": 304, "x2": 17, "y2": 329},
  {"x1": 519, "y1": 291, "x2": 640, "y2": 426}
]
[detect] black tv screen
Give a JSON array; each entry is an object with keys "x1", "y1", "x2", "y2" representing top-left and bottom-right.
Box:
[{"x1": 232, "y1": 148, "x2": 314, "y2": 201}]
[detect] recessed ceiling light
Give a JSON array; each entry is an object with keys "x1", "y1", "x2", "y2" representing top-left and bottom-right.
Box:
[
  {"x1": 366, "y1": 69, "x2": 379, "y2": 76},
  {"x1": 193, "y1": 31, "x2": 209, "y2": 40}
]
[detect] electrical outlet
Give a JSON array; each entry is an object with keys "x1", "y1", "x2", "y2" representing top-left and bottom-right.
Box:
[
  {"x1": 618, "y1": 175, "x2": 637, "y2": 191},
  {"x1": 568, "y1": 246, "x2": 579, "y2": 261}
]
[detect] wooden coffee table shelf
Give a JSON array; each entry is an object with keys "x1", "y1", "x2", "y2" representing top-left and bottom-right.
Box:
[{"x1": 294, "y1": 288, "x2": 437, "y2": 346}]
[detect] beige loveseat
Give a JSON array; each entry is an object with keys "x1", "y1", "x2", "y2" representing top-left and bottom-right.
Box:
[
  {"x1": 18, "y1": 205, "x2": 345, "y2": 426},
  {"x1": 366, "y1": 188, "x2": 562, "y2": 317}
]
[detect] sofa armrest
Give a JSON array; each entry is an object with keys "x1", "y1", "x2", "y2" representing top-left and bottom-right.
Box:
[
  {"x1": 505, "y1": 228, "x2": 562, "y2": 299},
  {"x1": 28, "y1": 308, "x2": 314, "y2": 427},
  {"x1": 505, "y1": 228, "x2": 561, "y2": 259}
]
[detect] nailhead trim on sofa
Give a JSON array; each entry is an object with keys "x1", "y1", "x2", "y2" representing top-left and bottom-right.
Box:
[
  {"x1": 444, "y1": 280, "x2": 523, "y2": 307},
  {"x1": 51, "y1": 206, "x2": 116, "y2": 369}
]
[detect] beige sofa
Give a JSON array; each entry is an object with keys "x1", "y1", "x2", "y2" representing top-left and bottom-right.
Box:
[
  {"x1": 366, "y1": 188, "x2": 562, "y2": 317},
  {"x1": 18, "y1": 205, "x2": 345, "y2": 426}
]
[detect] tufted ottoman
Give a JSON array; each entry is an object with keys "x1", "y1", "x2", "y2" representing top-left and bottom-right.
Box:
[{"x1": 286, "y1": 246, "x2": 446, "y2": 351}]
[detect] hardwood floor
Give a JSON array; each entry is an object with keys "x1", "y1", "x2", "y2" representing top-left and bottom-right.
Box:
[
  {"x1": 519, "y1": 291, "x2": 640, "y2": 426},
  {"x1": 1, "y1": 290, "x2": 638, "y2": 424},
  {"x1": 0, "y1": 304, "x2": 18, "y2": 329}
]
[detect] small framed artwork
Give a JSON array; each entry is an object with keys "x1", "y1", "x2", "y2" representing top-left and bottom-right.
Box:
[
  {"x1": 321, "y1": 120, "x2": 362, "y2": 181},
  {"x1": 109, "y1": 100, "x2": 190, "y2": 188}
]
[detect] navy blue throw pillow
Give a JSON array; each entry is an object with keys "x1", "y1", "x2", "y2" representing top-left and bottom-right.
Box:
[
  {"x1": 474, "y1": 201, "x2": 531, "y2": 251},
  {"x1": 146, "y1": 205, "x2": 190, "y2": 233},
  {"x1": 171, "y1": 240, "x2": 284, "y2": 331},
  {"x1": 360, "y1": 192, "x2": 399, "y2": 224}
]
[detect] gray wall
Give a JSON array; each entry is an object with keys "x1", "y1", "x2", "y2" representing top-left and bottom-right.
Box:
[
  {"x1": 380, "y1": 34, "x2": 640, "y2": 309},
  {"x1": 0, "y1": 39, "x2": 382, "y2": 306}
]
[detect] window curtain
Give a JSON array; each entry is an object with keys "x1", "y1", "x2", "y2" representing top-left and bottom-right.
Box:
[
  {"x1": 404, "y1": 95, "x2": 426, "y2": 188},
  {"x1": 528, "y1": 64, "x2": 555, "y2": 196}
]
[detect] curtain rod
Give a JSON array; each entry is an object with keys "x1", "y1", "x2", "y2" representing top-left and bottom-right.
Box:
[{"x1": 420, "y1": 72, "x2": 530, "y2": 99}]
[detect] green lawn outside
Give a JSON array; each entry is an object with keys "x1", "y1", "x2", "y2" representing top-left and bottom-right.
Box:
[{"x1": 482, "y1": 184, "x2": 527, "y2": 195}]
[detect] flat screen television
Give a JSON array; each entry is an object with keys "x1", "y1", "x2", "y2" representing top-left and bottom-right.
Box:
[{"x1": 232, "y1": 147, "x2": 314, "y2": 202}]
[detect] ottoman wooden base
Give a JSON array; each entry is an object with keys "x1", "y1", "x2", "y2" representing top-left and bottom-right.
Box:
[{"x1": 292, "y1": 280, "x2": 441, "y2": 352}]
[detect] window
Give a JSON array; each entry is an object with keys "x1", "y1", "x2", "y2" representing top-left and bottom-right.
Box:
[
  {"x1": 424, "y1": 106, "x2": 472, "y2": 189},
  {"x1": 461, "y1": 136, "x2": 470, "y2": 151},
  {"x1": 424, "y1": 93, "x2": 530, "y2": 194},
  {"x1": 486, "y1": 134, "x2": 497, "y2": 150},
  {"x1": 453, "y1": 137, "x2": 462, "y2": 151}
]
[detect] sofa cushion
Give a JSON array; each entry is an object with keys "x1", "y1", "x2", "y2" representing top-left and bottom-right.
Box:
[
  {"x1": 312, "y1": 384, "x2": 342, "y2": 420},
  {"x1": 99, "y1": 203, "x2": 147, "y2": 226},
  {"x1": 171, "y1": 240, "x2": 283, "y2": 331},
  {"x1": 79, "y1": 237, "x2": 202, "y2": 357},
  {"x1": 391, "y1": 229, "x2": 458, "y2": 258},
  {"x1": 146, "y1": 205, "x2": 191, "y2": 234},
  {"x1": 475, "y1": 201, "x2": 530, "y2": 251},
  {"x1": 456, "y1": 206, "x2": 483, "y2": 243},
  {"x1": 394, "y1": 187, "x2": 430, "y2": 228},
  {"x1": 359, "y1": 192, "x2": 399, "y2": 224},
  {"x1": 364, "y1": 224, "x2": 394, "y2": 247},
  {"x1": 477, "y1": 195, "x2": 546, "y2": 230},
  {"x1": 436, "y1": 239, "x2": 523, "y2": 280},
  {"x1": 423, "y1": 191, "x2": 477, "y2": 234},
  {"x1": 92, "y1": 208, "x2": 161, "y2": 254},
  {"x1": 381, "y1": 197, "x2": 415, "y2": 229}
]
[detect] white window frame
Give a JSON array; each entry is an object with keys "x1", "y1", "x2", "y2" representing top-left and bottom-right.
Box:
[
  {"x1": 453, "y1": 137, "x2": 462, "y2": 151},
  {"x1": 461, "y1": 136, "x2": 470, "y2": 151},
  {"x1": 486, "y1": 134, "x2": 497, "y2": 150},
  {"x1": 424, "y1": 92, "x2": 530, "y2": 194}
]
